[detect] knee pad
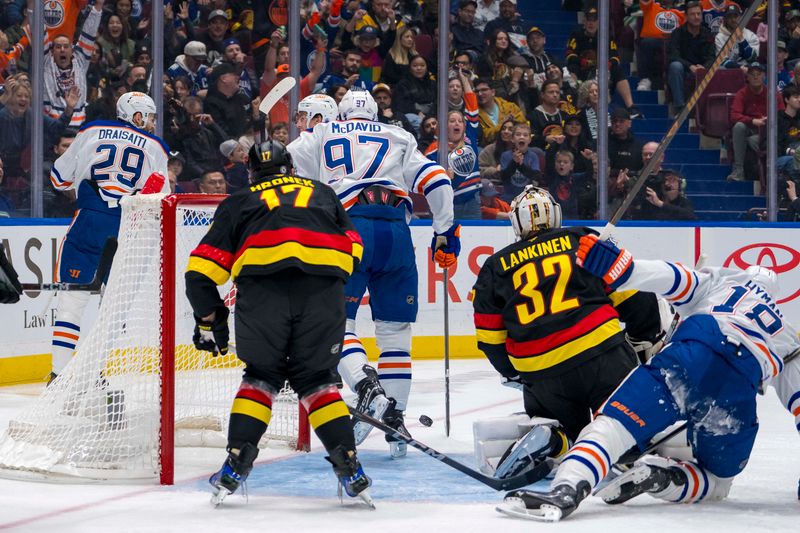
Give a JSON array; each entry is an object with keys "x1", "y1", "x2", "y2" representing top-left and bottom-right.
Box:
[{"x1": 375, "y1": 320, "x2": 411, "y2": 353}]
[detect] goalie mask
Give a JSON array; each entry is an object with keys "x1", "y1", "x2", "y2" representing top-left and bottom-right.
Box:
[
  {"x1": 509, "y1": 185, "x2": 562, "y2": 241},
  {"x1": 338, "y1": 88, "x2": 378, "y2": 121},
  {"x1": 248, "y1": 140, "x2": 292, "y2": 182},
  {"x1": 296, "y1": 94, "x2": 338, "y2": 130},
  {"x1": 116, "y1": 91, "x2": 157, "y2": 132}
]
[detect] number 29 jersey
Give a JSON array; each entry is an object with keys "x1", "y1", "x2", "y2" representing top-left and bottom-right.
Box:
[
  {"x1": 472, "y1": 226, "x2": 654, "y2": 380},
  {"x1": 50, "y1": 119, "x2": 170, "y2": 212}
]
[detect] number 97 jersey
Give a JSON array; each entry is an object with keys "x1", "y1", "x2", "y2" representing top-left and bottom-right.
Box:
[{"x1": 287, "y1": 119, "x2": 454, "y2": 233}]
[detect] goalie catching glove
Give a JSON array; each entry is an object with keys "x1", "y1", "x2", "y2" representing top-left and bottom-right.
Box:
[
  {"x1": 193, "y1": 306, "x2": 230, "y2": 356},
  {"x1": 431, "y1": 223, "x2": 461, "y2": 269},
  {"x1": 576, "y1": 234, "x2": 634, "y2": 290}
]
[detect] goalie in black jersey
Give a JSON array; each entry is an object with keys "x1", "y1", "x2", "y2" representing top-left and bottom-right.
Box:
[
  {"x1": 472, "y1": 185, "x2": 664, "y2": 477},
  {"x1": 185, "y1": 140, "x2": 373, "y2": 507}
]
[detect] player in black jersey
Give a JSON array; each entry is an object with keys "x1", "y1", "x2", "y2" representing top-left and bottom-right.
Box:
[
  {"x1": 472, "y1": 186, "x2": 662, "y2": 474},
  {"x1": 185, "y1": 140, "x2": 374, "y2": 507}
]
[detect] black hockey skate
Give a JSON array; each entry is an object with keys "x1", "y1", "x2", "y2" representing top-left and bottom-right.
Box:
[
  {"x1": 326, "y1": 445, "x2": 375, "y2": 508},
  {"x1": 596, "y1": 457, "x2": 687, "y2": 505},
  {"x1": 351, "y1": 365, "x2": 391, "y2": 445},
  {"x1": 497, "y1": 481, "x2": 591, "y2": 522},
  {"x1": 209, "y1": 443, "x2": 259, "y2": 506},
  {"x1": 383, "y1": 402, "x2": 410, "y2": 459}
]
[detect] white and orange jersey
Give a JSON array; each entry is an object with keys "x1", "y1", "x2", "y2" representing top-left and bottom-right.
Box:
[
  {"x1": 43, "y1": 2, "x2": 100, "y2": 127},
  {"x1": 50, "y1": 119, "x2": 170, "y2": 207},
  {"x1": 287, "y1": 119, "x2": 454, "y2": 233},
  {"x1": 615, "y1": 260, "x2": 800, "y2": 382}
]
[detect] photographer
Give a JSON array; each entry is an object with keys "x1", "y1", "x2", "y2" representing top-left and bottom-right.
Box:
[
  {"x1": 165, "y1": 96, "x2": 227, "y2": 181},
  {"x1": 638, "y1": 169, "x2": 696, "y2": 221}
]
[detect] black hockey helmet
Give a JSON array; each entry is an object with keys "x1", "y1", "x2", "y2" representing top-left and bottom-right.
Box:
[{"x1": 248, "y1": 140, "x2": 293, "y2": 182}]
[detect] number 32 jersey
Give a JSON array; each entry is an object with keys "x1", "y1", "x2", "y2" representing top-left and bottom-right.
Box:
[
  {"x1": 472, "y1": 226, "x2": 659, "y2": 380},
  {"x1": 287, "y1": 119, "x2": 454, "y2": 234},
  {"x1": 50, "y1": 119, "x2": 170, "y2": 210}
]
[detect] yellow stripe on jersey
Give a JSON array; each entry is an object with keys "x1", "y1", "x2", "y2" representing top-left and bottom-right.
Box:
[
  {"x1": 608, "y1": 289, "x2": 637, "y2": 307},
  {"x1": 509, "y1": 319, "x2": 621, "y2": 373},
  {"x1": 231, "y1": 242, "x2": 355, "y2": 278},
  {"x1": 476, "y1": 328, "x2": 508, "y2": 345},
  {"x1": 307, "y1": 400, "x2": 350, "y2": 429},
  {"x1": 352, "y1": 242, "x2": 364, "y2": 262},
  {"x1": 187, "y1": 256, "x2": 231, "y2": 285},
  {"x1": 231, "y1": 397, "x2": 273, "y2": 425}
]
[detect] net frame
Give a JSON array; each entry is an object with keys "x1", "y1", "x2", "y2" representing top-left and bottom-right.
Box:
[{"x1": 0, "y1": 194, "x2": 310, "y2": 485}]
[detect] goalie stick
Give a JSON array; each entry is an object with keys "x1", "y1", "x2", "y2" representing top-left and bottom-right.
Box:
[
  {"x1": 19, "y1": 237, "x2": 118, "y2": 294},
  {"x1": 349, "y1": 407, "x2": 554, "y2": 491},
  {"x1": 598, "y1": 0, "x2": 764, "y2": 241}
]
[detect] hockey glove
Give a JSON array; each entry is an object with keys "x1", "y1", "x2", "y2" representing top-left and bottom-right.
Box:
[
  {"x1": 193, "y1": 306, "x2": 230, "y2": 356},
  {"x1": 140, "y1": 172, "x2": 166, "y2": 194},
  {"x1": 501, "y1": 375, "x2": 524, "y2": 391},
  {"x1": 431, "y1": 223, "x2": 461, "y2": 269},
  {"x1": 576, "y1": 234, "x2": 634, "y2": 290}
]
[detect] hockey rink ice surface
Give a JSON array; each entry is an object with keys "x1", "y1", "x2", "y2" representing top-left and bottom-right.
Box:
[{"x1": 0, "y1": 358, "x2": 797, "y2": 532}]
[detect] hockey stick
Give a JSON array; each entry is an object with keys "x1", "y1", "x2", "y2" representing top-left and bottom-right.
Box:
[
  {"x1": 349, "y1": 407, "x2": 554, "y2": 491},
  {"x1": 19, "y1": 237, "x2": 118, "y2": 294},
  {"x1": 259, "y1": 76, "x2": 297, "y2": 116},
  {"x1": 598, "y1": 0, "x2": 764, "y2": 240},
  {"x1": 443, "y1": 266, "x2": 451, "y2": 437}
]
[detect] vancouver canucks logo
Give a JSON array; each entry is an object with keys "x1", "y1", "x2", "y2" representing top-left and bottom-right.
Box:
[{"x1": 448, "y1": 145, "x2": 477, "y2": 176}]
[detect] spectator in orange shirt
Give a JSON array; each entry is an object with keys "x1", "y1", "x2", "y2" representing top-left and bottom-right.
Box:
[
  {"x1": 480, "y1": 178, "x2": 511, "y2": 219},
  {"x1": 636, "y1": 0, "x2": 685, "y2": 92}
]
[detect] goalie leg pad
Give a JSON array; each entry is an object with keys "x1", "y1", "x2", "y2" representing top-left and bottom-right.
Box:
[
  {"x1": 51, "y1": 291, "x2": 91, "y2": 374},
  {"x1": 495, "y1": 421, "x2": 569, "y2": 479}
]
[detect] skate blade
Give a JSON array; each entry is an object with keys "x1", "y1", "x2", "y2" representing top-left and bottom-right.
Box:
[
  {"x1": 389, "y1": 441, "x2": 407, "y2": 459},
  {"x1": 358, "y1": 489, "x2": 376, "y2": 509},
  {"x1": 496, "y1": 498, "x2": 563, "y2": 522},
  {"x1": 353, "y1": 395, "x2": 392, "y2": 444},
  {"x1": 210, "y1": 486, "x2": 232, "y2": 507},
  {"x1": 594, "y1": 464, "x2": 651, "y2": 504}
]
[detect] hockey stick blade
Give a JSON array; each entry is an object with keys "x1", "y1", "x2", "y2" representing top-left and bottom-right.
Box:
[
  {"x1": 259, "y1": 77, "x2": 297, "y2": 116},
  {"x1": 349, "y1": 407, "x2": 554, "y2": 491},
  {"x1": 21, "y1": 237, "x2": 118, "y2": 294}
]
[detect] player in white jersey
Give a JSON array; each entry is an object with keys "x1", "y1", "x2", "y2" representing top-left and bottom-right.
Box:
[
  {"x1": 42, "y1": 0, "x2": 104, "y2": 127},
  {"x1": 288, "y1": 89, "x2": 458, "y2": 457},
  {"x1": 48, "y1": 92, "x2": 170, "y2": 381},
  {"x1": 497, "y1": 234, "x2": 800, "y2": 522}
]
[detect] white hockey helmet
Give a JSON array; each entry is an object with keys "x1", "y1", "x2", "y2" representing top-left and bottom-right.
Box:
[
  {"x1": 297, "y1": 94, "x2": 338, "y2": 129},
  {"x1": 509, "y1": 185, "x2": 562, "y2": 241},
  {"x1": 116, "y1": 91, "x2": 157, "y2": 129},
  {"x1": 745, "y1": 265, "x2": 780, "y2": 294},
  {"x1": 338, "y1": 88, "x2": 378, "y2": 121}
]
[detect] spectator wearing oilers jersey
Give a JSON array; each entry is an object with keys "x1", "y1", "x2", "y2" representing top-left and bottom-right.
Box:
[
  {"x1": 42, "y1": 0, "x2": 89, "y2": 44},
  {"x1": 635, "y1": 0, "x2": 685, "y2": 92},
  {"x1": 425, "y1": 69, "x2": 482, "y2": 219},
  {"x1": 41, "y1": 0, "x2": 103, "y2": 127}
]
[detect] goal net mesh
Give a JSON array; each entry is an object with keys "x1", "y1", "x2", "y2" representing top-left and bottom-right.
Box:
[{"x1": 0, "y1": 194, "x2": 304, "y2": 481}]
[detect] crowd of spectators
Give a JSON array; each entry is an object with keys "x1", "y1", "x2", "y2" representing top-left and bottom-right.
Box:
[{"x1": 2, "y1": 0, "x2": 800, "y2": 221}]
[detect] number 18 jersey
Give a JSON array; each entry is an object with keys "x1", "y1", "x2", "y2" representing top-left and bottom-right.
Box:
[{"x1": 50, "y1": 119, "x2": 170, "y2": 211}]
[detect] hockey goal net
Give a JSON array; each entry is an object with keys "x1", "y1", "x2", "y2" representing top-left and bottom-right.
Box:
[{"x1": 0, "y1": 194, "x2": 310, "y2": 484}]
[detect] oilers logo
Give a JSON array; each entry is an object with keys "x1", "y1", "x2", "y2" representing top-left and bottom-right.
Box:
[
  {"x1": 44, "y1": 0, "x2": 65, "y2": 28},
  {"x1": 448, "y1": 145, "x2": 477, "y2": 176},
  {"x1": 654, "y1": 12, "x2": 680, "y2": 33}
]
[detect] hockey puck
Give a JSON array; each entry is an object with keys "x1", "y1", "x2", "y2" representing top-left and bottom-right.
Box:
[{"x1": 419, "y1": 415, "x2": 433, "y2": 427}]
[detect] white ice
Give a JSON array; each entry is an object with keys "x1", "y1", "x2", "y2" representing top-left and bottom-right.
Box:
[{"x1": 0, "y1": 358, "x2": 797, "y2": 532}]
